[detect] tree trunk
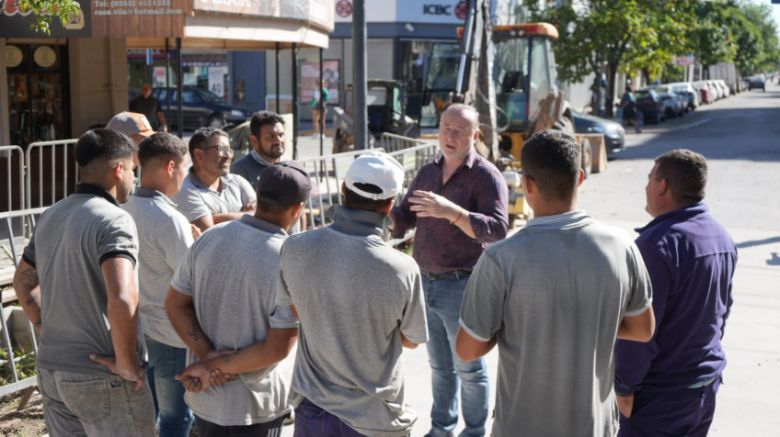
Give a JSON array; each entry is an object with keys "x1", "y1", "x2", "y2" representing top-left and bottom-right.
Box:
[{"x1": 606, "y1": 62, "x2": 618, "y2": 118}]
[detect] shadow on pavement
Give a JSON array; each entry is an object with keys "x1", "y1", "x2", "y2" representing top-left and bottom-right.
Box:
[{"x1": 736, "y1": 236, "x2": 780, "y2": 250}]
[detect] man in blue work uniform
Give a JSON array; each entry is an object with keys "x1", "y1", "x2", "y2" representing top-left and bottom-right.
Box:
[{"x1": 615, "y1": 149, "x2": 737, "y2": 436}]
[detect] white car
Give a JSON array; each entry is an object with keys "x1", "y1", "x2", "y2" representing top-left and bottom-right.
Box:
[{"x1": 669, "y1": 82, "x2": 700, "y2": 110}]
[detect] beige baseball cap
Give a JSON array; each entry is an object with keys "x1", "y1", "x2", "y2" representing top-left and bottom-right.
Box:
[{"x1": 106, "y1": 112, "x2": 154, "y2": 139}]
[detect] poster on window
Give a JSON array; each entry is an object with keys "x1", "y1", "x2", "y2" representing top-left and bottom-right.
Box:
[
  {"x1": 208, "y1": 67, "x2": 228, "y2": 97},
  {"x1": 301, "y1": 60, "x2": 340, "y2": 105}
]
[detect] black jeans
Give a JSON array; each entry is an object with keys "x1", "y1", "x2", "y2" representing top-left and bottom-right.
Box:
[{"x1": 196, "y1": 414, "x2": 286, "y2": 437}]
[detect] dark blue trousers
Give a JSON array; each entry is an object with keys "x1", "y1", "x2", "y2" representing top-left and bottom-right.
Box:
[
  {"x1": 293, "y1": 398, "x2": 371, "y2": 437},
  {"x1": 618, "y1": 378, "x2": 721, "y2": 437}
]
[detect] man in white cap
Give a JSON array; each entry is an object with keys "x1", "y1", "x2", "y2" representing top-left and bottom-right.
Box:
[
  {"x1": 273, "y1": 153, "x2": 427, "y2": 436},
  {"x1": 107, "y1": 111, "x2": 156, "y2": 145}
]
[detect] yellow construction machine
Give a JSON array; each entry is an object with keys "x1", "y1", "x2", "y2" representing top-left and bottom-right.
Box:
[{"x1": 423, "y1": 5, "x2": 606, "y2": 225}]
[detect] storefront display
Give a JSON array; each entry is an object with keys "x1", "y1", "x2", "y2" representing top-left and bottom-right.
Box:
[{"x1": 6, "y1": 44, "x2": 68, "y2": 146}]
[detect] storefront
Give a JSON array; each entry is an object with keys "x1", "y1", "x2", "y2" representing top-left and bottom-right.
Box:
[
  {"x1": 267, "y1": 0, "x2": 466, "y2": 123},
  {"x1": 126, "y1": 49, "x2": 267, "y2": 112},
  {"x1": 1, "y1": 0, "x2": 333, "y2": 146},
  {"x1": 5, "y1": 42, "x2": 70, "y2": 146}
]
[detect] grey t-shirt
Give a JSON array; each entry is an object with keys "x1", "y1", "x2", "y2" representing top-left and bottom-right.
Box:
[
  {"x1": 460, "y1": 211, "x2": 652, "y2": 437},
  {"x1": 22, "y1": 184, "x2": 145, "y2": 375},
  {"x1": 123, "y1": 187, "x2": 193, "y2": 348},
  {"x1": 230, "y1": 150, "x2": 272, "y2": 190},
  {"x1": 172, "y1": 170, "x2": 256, "y2": 222},
  {"x1": 171, "y1": 215, "x2": 298, "y2": 426},
  {"x1": 276, "y1": 206, "x2": 428, "y2": 437}
]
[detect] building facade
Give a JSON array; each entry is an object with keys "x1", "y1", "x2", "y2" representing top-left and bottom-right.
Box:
[{"x1": 1, "y1": 0, "x2": 333, "y2": 146}]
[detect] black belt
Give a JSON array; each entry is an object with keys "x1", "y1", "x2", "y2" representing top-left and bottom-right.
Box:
[{"x1": 421, "y1": 270, "x2": 472, "y2": 281}]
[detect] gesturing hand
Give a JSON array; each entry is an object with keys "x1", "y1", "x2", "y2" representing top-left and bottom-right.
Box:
[
  {"x1": 408, "y1": 190, "x2": 463, "y2": 223},
  {"x1": 89, "y1": 353, "x2": 146, "y2": 392}
]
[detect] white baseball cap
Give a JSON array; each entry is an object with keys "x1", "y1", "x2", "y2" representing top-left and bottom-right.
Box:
[{"x1": 345, "y1": 153, "x2": 405, "y2": 200}]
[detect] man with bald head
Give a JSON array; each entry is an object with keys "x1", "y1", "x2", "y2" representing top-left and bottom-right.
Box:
[{"x1": 392, "y1": 103, "x2": 509, "y2": 437}]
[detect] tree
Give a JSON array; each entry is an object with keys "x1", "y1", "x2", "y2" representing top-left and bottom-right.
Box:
[
  {"x1": 15, "y1": 0, "x2": 81, "y2": 35},
  {"x1": 524, "y1": 0, "x2": 697, "y2": 117}
]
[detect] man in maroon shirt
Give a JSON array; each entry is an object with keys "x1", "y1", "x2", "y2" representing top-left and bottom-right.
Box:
[{"x1": 392, "y1": 103, "x2": 508, "y2": 437}]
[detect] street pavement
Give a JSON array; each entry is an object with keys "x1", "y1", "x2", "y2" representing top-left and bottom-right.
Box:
[{"x1": 578, "y1": 82, "x2": 780, "y2": 436}]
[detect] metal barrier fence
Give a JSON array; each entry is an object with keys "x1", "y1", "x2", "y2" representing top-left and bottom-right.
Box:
[
  {"x1": 377, "y1": 132, "x2": 429, "y2": 153},
  {"x1": 0, "y1": 145, "x2": 39, "y2": 400},
  {"x1": 298, "y1": 141, "x2": 439, "y2": 232},
  {"x1": 25, "y1": 139, "x2": 79, "y2": 215}
]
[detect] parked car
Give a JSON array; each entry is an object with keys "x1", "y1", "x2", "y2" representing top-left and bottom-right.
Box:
[
  {"x1": 715, "y1": 80, "x2": 730, "y2": 97},
  {"x1": 670, "y1": 82, "x2": 699, "y2": 110},
  {"x1": 653, "y1": 85, "x2": 686, "y2": 118},
  {"x1": 572, "y1": 111, "x2": 625, "y2": 154},
  {"x1": 707, "y1": 80, "x2": 723, "y2": 99},
  {"x1": 151, "y1": 87, "x2": 253, "y2": 131},
  {"x1": 693, "y1": 81, "x2": 715, "y2": 104},
  {"x1": 748, "y1": 76, "x2": 766, "y2": 91},
  {"x1": 635, "y1": 89, "x2": 666, "y2": 124}
]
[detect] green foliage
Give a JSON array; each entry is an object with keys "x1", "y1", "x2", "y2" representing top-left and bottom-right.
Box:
[
  {"x1": 16, "y1": 0, "x2": 82, "y2": 35},
  {"x1": 522, "y1": 0, "x2": 780, "y2": 100},
  {"x1": 523, "y1": 0, "x2": 697, "y2": 115},
  {"x1": 0, "y1": 347, "x2": 37, "y2": 385}
]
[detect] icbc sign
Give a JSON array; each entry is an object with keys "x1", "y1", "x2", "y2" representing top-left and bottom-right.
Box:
[
  {"x1": 423, "y1": 4, "x2": 451, "y2": 15},
  {"x1": 1, "y1": 0, "x2": 32, "y2": 16}
]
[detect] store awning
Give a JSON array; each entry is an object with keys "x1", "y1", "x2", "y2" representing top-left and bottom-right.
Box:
[{"x1": 127, "y1": 14, "x2": 329, "y2": 50}]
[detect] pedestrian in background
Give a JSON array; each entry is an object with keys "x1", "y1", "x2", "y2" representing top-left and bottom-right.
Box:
[
  {"x1": 130, "y1": 83, "x2": 168, "y2": 132},
  {"x1": 456, "y1": 129, "x2": 655, "y2": 437},
  {"x1": 123, "y1": 133, "x2": 195, "y2": 437},
  {"x1": 391, "y1": 103, "x2": 508, "y2": 437},
  {"x1": 13, "y1": 129, "x2": 155, "y2": 436},
  {"x1": 172, "y1": 128, "x2": 256, "y2": 232},
  {"x1": 277, "y1": 154, "x2": 427, "y2": 437},
  {"x1": 310, "y1": 79, "x2": 329, "y2": 138},
  {"x1": 166, "y1": 162, "x2": 311, "y2": 437},
  {"x1": 615, "y1": 149, "x2": 737, "y2": 436}
]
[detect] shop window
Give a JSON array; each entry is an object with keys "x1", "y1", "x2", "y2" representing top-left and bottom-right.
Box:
[{"x1": 7, "y1": 44, "x2": 69, "y2": 147}]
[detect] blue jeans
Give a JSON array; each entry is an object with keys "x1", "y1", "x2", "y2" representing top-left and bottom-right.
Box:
[
  {"x1": 422, "y1": 275, "x2": 489, "y2": 437},
  {"x1": 146, "y1": 337, "x2": 194, "y2": 437}
]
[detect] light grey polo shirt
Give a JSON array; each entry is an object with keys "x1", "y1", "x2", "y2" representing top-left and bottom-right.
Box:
[
  {"x1": 171, "y1": 215, "x2": 298, "y2": 426},
  {"x1": 230, "y1": 150, "x2": 272, "y2": 190},
  {"x1": 276, "y1": 205, "x2": 428, "y2": 437},
  {"x1": 460, "y1": 211, "x2": 652, "y2": 437},
  {"x1": 172, "y1": 169, "x2": 256, "y2": 222},
  {"x1": 123, "y1": 187, "x2": 193, "y2": 348},
  {"x1": 22, "y1": 184, "x2": 145, "y2": 375}
]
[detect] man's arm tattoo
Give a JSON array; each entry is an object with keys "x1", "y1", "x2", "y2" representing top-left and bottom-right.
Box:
[
  {"x1": 222, "y1": 353, "x2": 235, "y2": 364},
  {"x1": 20, "y1": 267, "x2": 39, "y2": 290},
  {"x1": 185, "y1": 311, "x2": 204, "y2": 341}
]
